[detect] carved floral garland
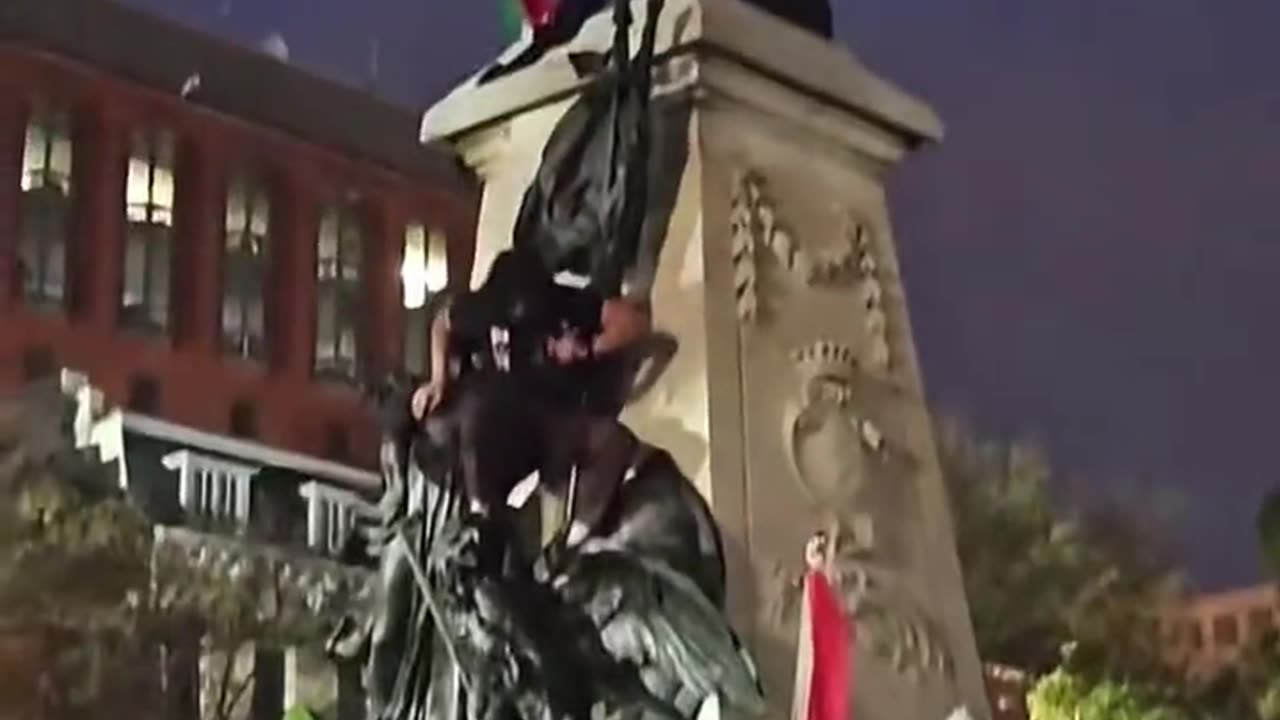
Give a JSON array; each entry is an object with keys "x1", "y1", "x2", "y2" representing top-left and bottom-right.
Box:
[{"x1": 729, "y1": 169, "x2": 893, "y2": 372}]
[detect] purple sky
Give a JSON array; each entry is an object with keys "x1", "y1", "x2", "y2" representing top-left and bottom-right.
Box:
[{"x1": 121, "y1": 0, "x2": 1280, "y2": 590}]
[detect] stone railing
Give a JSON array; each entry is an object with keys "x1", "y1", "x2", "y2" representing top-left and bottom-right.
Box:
[
  {"x1": 162, "y1": 449, "x2": 258, "y2": 526},
  {"x1": 299, "y1": 481, "x2": 374, "y2": 557}
]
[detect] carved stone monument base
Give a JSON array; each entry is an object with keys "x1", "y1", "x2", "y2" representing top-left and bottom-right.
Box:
[{"x1": 422, "y1": 1, "x2": 989, "y2": 717}]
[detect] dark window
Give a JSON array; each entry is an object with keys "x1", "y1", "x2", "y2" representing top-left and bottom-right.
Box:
[
  {"x1": 314, "y1": 202, "x2": 363, "y2": 380},
  {"x1": 21, "y1": 346, "x2": 56, "y2": 381},
  {"x1": 229, "y1": 400, "x2": 257, "y2": 439},
  {"x1": 18, "y1": 102, "x2": 73, "y2": 307},
  {"x1": 121, "y1": 128, "x2": 176, "y2": 331},
  {"x1": 400, "y1": 222, "x2": 448, "y2": 375},
  {"x1": 1213, "y1": 614, "x2": 1240, "y2": 648},
  {"x1": 222, "y1": 175, "x2": 269, "y2": 359},
  {"x1": 127, "y1": 374, "x2": 160, "y2": 414},
  {"x1": 1188, "y1": 621, "x2": 1204, "y2": 651},
  {"x1": 1249, "y1": 607, "x2": 1273, "y2": 637},
  {"x1": 324, "y1": 423, "x2": 350, "y2": 462}
]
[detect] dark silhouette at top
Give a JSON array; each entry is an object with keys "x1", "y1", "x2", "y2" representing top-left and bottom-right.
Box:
[{"x1": 482, "y1": 0, "x2": 833, "y2": 83}]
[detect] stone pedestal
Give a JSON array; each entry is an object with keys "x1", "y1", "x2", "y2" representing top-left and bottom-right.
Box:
[{"x1": 422, "y1": 1, "x2": 989, "y2": 717}]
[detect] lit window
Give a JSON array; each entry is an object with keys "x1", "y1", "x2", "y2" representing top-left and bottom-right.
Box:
[
  {"x1": 222, "y1": 174, "x2": 270, "y2": 359},
  {"x1": 121, "y1": 128, "x2": 177, "y2": 330},
  {"x1": 17, "y1": 102, "x2": 73, "y2": 306},
  {"x1": 401, "y1": 222, "x2": 448, "y2": 375},
  {"x1": 314, "y1": 202, "x2": 363, "y2": 380}
]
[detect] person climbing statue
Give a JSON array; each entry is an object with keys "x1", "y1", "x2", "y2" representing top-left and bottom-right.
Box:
[{"x1": 410, "y1": 244, "x2": 651, "y2": 569}]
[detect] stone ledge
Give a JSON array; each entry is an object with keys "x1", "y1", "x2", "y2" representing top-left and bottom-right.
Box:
[{"x1": 420, "y1": 0, "x2": 942, "y2": 147}]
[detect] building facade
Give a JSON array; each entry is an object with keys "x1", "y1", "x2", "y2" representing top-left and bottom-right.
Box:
[
  {"x1": 0, "y1": 0, "x2": 479, "y2": 472},
  {"x1": 982, "y1": 664, "x2": 1030, "y2": 720},
  {"x1": 1163, "y1": 583, "x2": 1280, "y2": 681},
  {"x1": 0, "y1": 0, "x2": 480, "y2": 717}
]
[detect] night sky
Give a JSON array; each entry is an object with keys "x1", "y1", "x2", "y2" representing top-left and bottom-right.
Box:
[{"x1": 120, "y1": 0, "x2": 1280, "y2": 591}]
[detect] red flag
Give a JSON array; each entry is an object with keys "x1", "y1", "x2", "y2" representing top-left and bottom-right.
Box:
[
  {"x1": 520, "y1": 0, "x2": 559, "y2": 29},
  {"x1": 793, "y1": 569, "x2": 853, "y2": 720}
]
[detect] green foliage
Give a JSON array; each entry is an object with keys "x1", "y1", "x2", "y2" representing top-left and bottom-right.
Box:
[
  {"x1": 1028, "y1": 667, "x2": 1191, "y2": 720},
  {"x1": 1257, "y1": 681, "x2": 1280, "y2": 720},
  {"x1": 0, "y1": 390, "x2": 275, "y2": 717},
  {"x1": 1191, "y1": 630, "x2": 1280, "y2": 720},
  {"x1": 936, "y1": 416, "x2": 1183, "y2": 676},
  {"x1": 939, "y1": 417, "x2": 1280, "y2": 719},
  {"x1": 284, "y1": 704, "x2": 320, "y2": 720},
  {"x1": 0, "y1": 405, "x2": 152, "y2": 631}
]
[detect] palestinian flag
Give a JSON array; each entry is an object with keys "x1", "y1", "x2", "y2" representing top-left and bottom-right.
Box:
[
  {"x1": 499, "y1": 0, "x2": 559, "y2": 42},
  {"x1": 791, "y1": 568, "x2": 853, "y2": 720}
]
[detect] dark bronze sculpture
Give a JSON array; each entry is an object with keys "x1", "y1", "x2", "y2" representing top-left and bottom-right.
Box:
[{"x1": 333, "y1": 2, "x2": 766, "y2": 718}]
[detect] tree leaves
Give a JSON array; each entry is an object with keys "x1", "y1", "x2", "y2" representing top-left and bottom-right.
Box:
[
  {"x1": 1028, "y1": 666, "x2": 1192, "y2": 720},
  {"x1": 1257, "y1": 490, "x2": 1280, "y2": 580},
  {"x1": 0, "y1": 386, "x2": 369, "y2": 718},
  {"x1": 937, "y1": 415, "x2": 1183, "y2": 676}
]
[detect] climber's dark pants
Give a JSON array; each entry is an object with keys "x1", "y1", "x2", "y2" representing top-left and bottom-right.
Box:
[{"x1": 447, "y1": 373, "x2": 636, "y2": 548}]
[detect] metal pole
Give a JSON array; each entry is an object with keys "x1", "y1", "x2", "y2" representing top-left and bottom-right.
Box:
[{"x1": 562, "y1": 464, "x2": 580, "y2": 539}]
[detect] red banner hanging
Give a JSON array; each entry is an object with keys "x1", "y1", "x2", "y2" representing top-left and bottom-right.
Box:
[{"x1": 793, "y1": 533, "x2": 853, "y2": 720}]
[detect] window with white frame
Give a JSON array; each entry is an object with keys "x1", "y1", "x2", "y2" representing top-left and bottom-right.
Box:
[
  {"x1": 222, "y1": 174, "x2": 270, "y2": 359},
  {"x1": 314, "y1": 202, "x2": 363, "y2": 380},
  {"x1": 400, "y1": 222, "x2": 448, "y2": 375},
  {"x1": 18, "y1": 102, "x2": 73, "y2": 306},
  {"x1": 122, "y1": 128, "x2": 177, "y2": 330}
]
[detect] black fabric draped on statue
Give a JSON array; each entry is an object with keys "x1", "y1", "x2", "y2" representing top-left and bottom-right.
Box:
[{"x1": 508, "y1": 0, "x2": 660, "y2": 297}]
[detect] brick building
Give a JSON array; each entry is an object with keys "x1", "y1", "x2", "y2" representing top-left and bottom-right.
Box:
[
  {"x1": 983, "y1": 664, "x2": 1031, "y2": 720},
  {"x1": 1163, "y1": 583, "x2": 1280, "y2": 681},
  {"x1": 0, "y1": 0, "x2": 479, "y2": 470},
  {"x1": 0, "y1": 0, "x2": 479, "y2": 716}
]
